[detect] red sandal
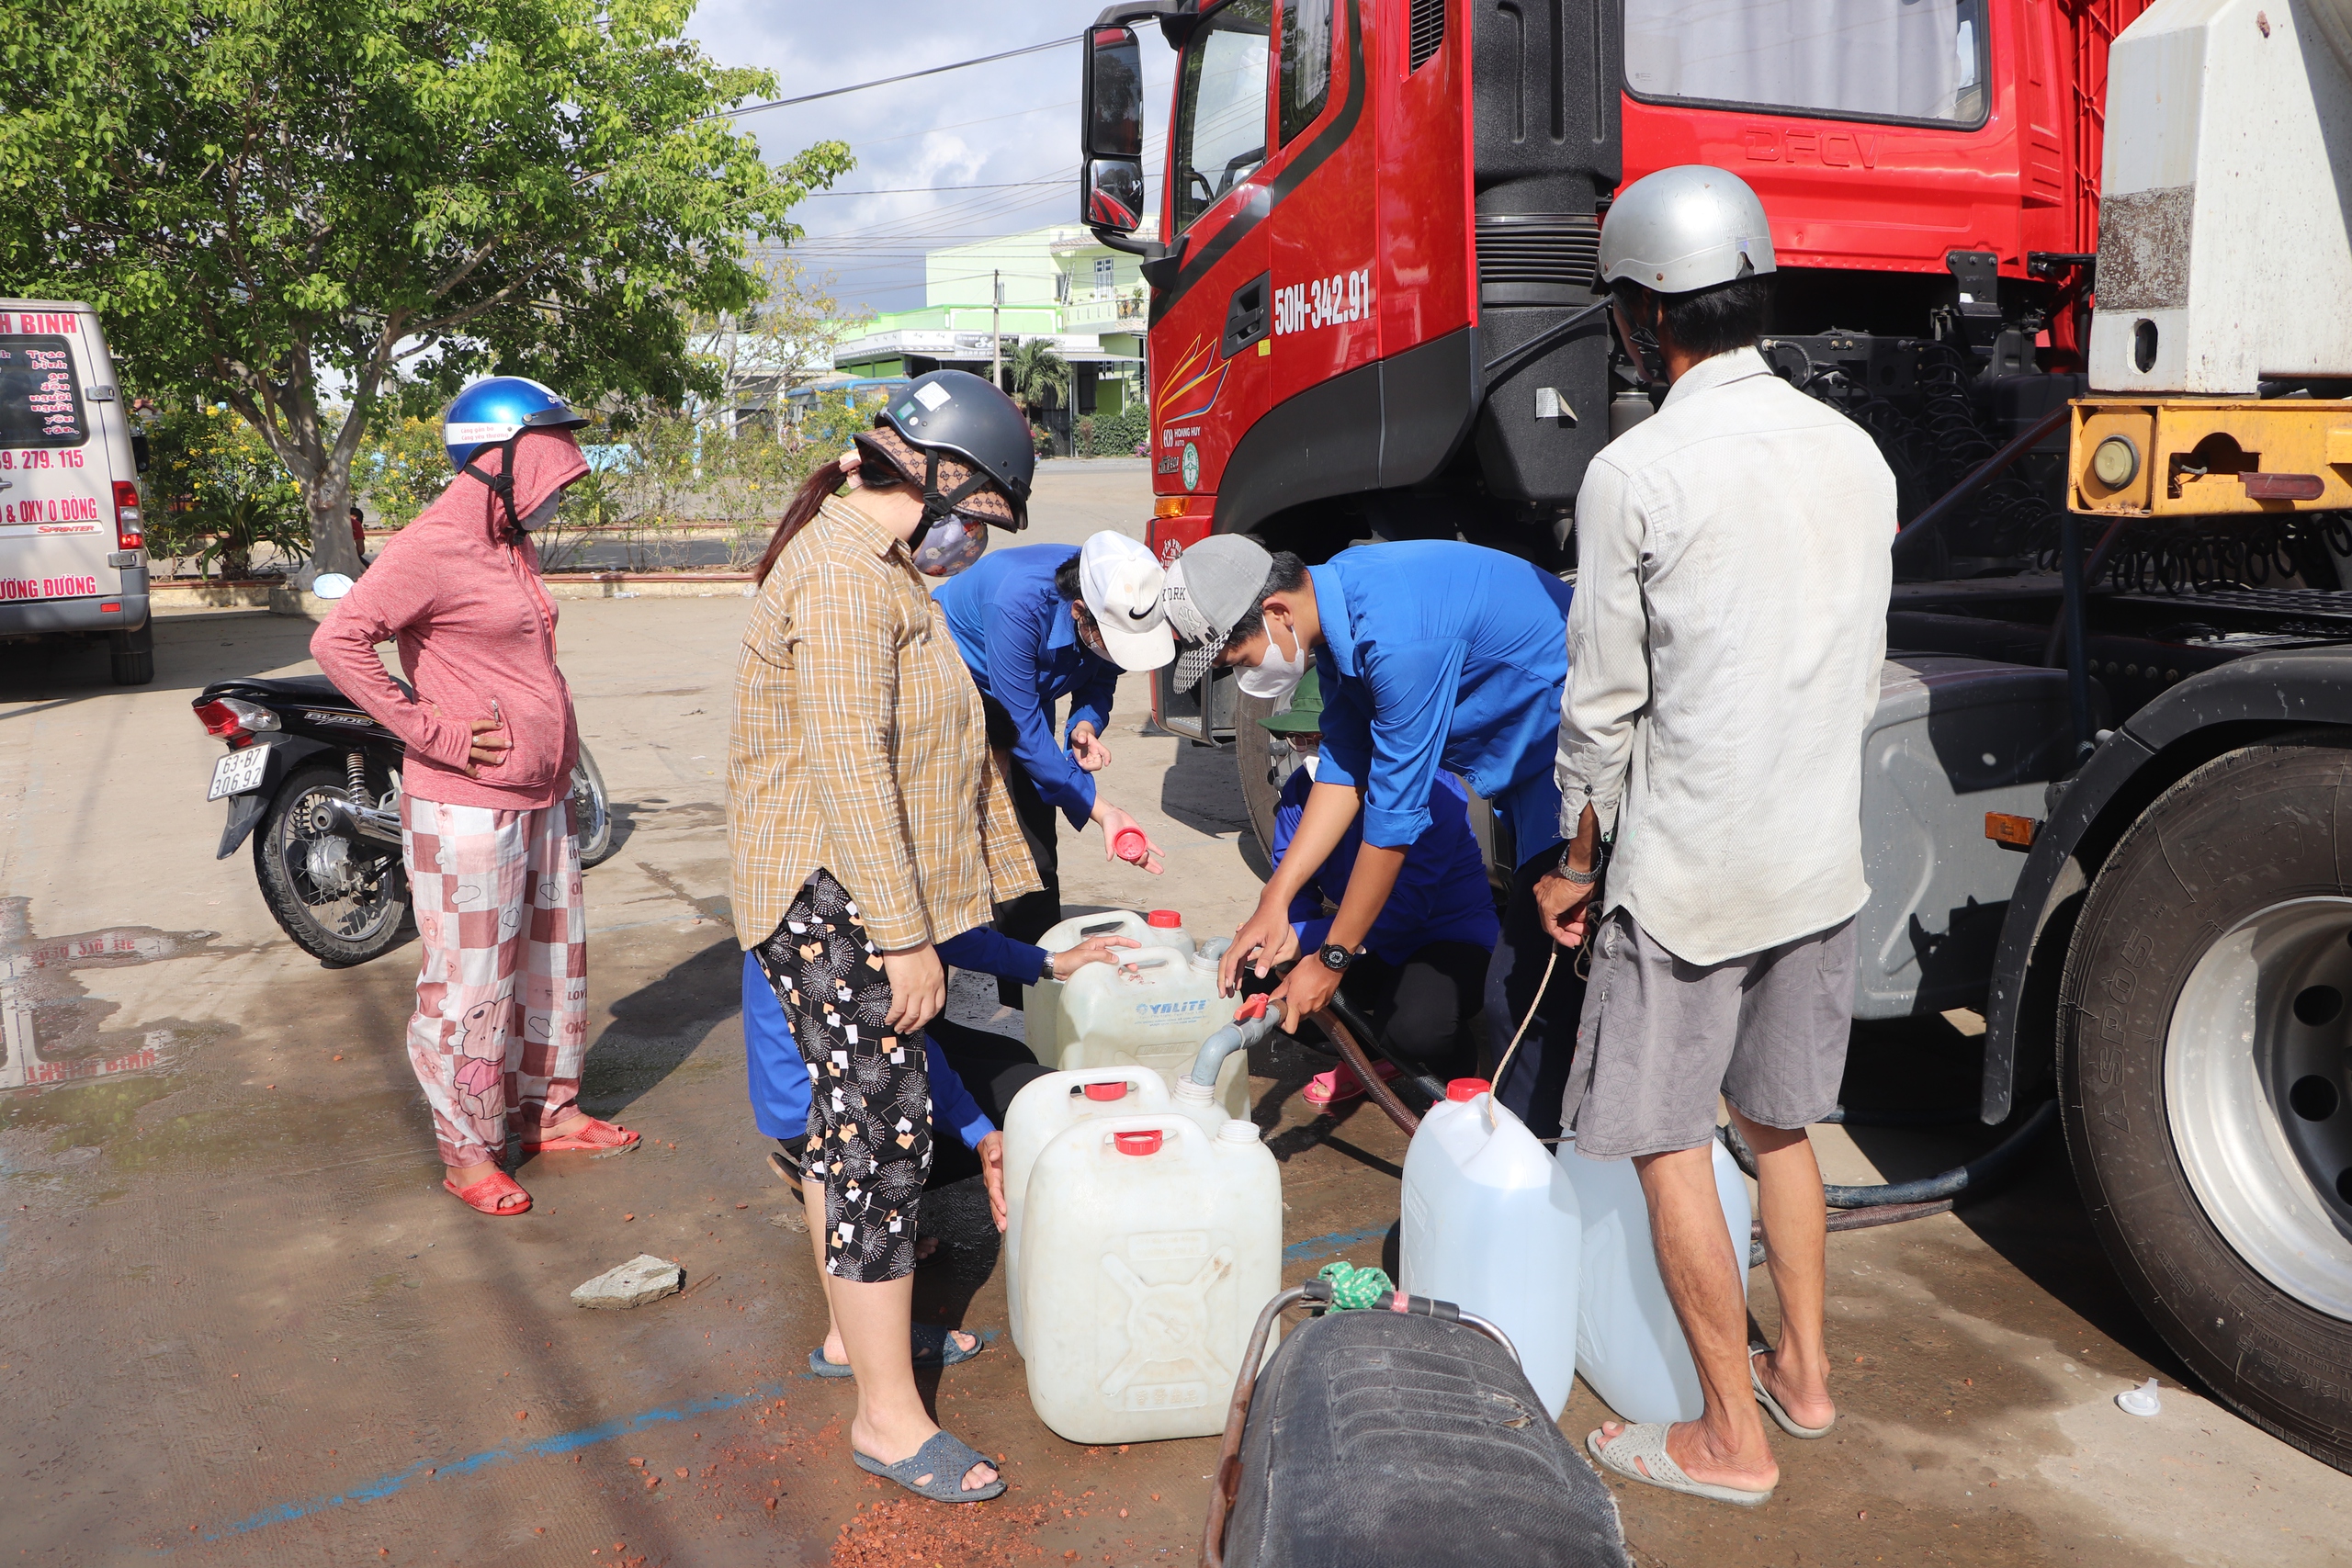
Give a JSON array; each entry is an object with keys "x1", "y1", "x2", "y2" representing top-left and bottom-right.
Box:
[
  {"x1": 445, "y1": 1168, "x2": 532, "y2": 1215},
  {"x1": 518, "y1": 1115, "x2": 640, "y2": 1155}
]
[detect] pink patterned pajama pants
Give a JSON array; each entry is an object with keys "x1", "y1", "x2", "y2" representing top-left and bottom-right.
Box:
[{"x1": 401, "y1": 796, "x2": 589, "y2": 1167}]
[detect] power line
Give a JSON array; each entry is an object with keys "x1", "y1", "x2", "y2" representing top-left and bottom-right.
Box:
[
  {"x1": 701, "y1": 36, "x2": 1077, "y2": 120},
  {"x1": 801, "y1": 178, "x2": 1069, "y2": 197}
]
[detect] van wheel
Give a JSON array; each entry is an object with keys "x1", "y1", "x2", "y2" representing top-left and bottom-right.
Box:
[
  {"x1": 109, "y1": 624, "x2": 153, "y2": 686},
  {"x1": 2058, "y1": 734, "x2": 2352, "y2": 1472}
]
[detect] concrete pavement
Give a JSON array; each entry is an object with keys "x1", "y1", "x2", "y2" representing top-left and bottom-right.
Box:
[{"x1": 3, "y1": 460, "x2": 2348, "y2": 1566}]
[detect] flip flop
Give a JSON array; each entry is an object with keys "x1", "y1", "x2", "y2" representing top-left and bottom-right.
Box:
[
  {"x1": 808, "y1": 1324, "x2": 984, "y2": 1379},
  {"x1": 852, "y1": 1430, "x2": 1004, "y2": 1503},
  {"x1": 1751, "y1": 1346, "x2": 1836, "y2": 1438},
  {"x1": 1301, "y1": 1059, "x2": 1399, "y2": 1109},
  {"x1": 1586, "y1": 1423, "x2": 1774, "y2": 1508},
  {"x1": 444, "y1": 1168, "x2": 531, "y2": 1216},
  {"x1": 767, "y1": 1145, "x2": 805, "y2": 1195},
  {"x1": 518, "y1": 1116, "x2": 640, "y2": 1155}
]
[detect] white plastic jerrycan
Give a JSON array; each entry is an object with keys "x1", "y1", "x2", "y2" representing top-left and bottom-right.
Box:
[
  {"x1": 1024, "y1": 908, "x2": 1165, "y2": 1060},
  {"x1": 1000, "y1": 1066, "x2": 1170, "y2": 1352},
  {"x1": 1398, "y1": 1077, "x2": 1582, "y2": 1417},
  {"x1": 1556, "y1": 1134, "x2": 1751, "y2": 1425},
  {"x1": 1052, "y1": 947, "x2": 1250, "y2": 1122},
  {"x1": 1018, "y1": 1112, "x2": 1282, "y2": 1444}
]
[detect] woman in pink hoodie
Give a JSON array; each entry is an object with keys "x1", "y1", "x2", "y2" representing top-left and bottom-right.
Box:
[{"x1": 311, "y1": 378, "x2": 639, "y2": 1215}]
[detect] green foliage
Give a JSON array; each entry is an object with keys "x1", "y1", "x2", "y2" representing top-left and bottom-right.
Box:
[
  {"x1": 1004, "y1": 338, "x2": 1070, "y2": 413},
  {"x1": 1077, "y1": 405, "x2": 1149, "y2": 458},
  {"x1": 353, "y1": 415, "x2": 454, "y2": 529},
  {"x1": 0, "y1": 0, "x2": 852, "y2": 578},
  {"x1": 142, "y1": 403, "x2": 309, "y2": 579}
]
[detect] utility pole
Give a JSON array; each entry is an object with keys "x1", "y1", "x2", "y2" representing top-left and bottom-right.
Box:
[{"x1": 991, "y1": 268, "x2": 1003, "y2": 391}]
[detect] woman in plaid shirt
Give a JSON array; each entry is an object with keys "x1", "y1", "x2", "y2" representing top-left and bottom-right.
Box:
[{"x1": 729, "y1": 371, "x2": 1039, "y2": 1504}]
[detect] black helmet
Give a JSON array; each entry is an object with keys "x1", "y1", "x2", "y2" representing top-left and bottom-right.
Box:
[{"x1": 874, "y1": 369, "x2": 1035, "y2": 531}]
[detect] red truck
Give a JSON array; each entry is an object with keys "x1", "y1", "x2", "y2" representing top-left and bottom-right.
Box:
[{"x1": 1080, "y1": 0, "x2": 2352, "y2": 1471}]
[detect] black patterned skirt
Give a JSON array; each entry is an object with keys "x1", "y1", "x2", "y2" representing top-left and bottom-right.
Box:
[{"x1": 752, "y1": 868, "x2": 933, "y2": 1284}]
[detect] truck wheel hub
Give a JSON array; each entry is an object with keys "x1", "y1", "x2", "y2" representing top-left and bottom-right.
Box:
[{"x1": 2166, "y1": 896, "x2": 2352, "y2": 1320}]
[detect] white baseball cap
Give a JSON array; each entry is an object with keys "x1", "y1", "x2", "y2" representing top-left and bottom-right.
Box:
[{"x1": 1077, "y1": 531, "x2": 1175, "y2": 671}]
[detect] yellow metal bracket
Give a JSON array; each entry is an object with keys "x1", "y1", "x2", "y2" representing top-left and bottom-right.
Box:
[{"x1": 2069, "y1": 398, "x2": 2352, "y2": 518}]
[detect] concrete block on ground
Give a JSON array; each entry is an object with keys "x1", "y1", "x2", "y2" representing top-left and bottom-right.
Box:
[{"x1": 571, "y1": 1253, "x2": 684, "y2": 1310}]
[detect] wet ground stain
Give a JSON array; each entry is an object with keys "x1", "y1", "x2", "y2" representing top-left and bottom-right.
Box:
[{"x1": 0, "y1": 893, "x2": 253, "y2": 1090}]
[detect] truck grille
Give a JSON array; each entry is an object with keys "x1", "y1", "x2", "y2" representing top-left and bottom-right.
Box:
[
  {"x1": 1476, "y1": 214, "x2": 1600, "y2": 305},
  {"x1": 1409, "y1": 0, "x2": 1445, "y2": 70}
]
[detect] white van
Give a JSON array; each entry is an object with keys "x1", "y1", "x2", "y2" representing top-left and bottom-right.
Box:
[{"x1": 0, "y1": 299, "x2": 150, "y2": 683}]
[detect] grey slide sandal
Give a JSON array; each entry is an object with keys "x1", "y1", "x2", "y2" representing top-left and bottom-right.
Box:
[
  {"x1": 852, "y1": 1430, "x2": 1006, "y2": 1503},
  {"x1": 1586, "y1": 1423, "x2": 1773, "y2": 1507},
  {"x1": 1750, "y1": 1346, "x2": 1836, "y2": 1438}
]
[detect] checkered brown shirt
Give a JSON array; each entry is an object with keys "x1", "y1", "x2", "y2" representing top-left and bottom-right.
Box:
[{"x1": 729, "y1": 495, "x2": 1040, "y2": 953}]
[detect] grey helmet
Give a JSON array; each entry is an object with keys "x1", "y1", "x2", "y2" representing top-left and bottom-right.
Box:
[{"x1": 1598, "y1": 165, "x2": 1777, "y2": 294}]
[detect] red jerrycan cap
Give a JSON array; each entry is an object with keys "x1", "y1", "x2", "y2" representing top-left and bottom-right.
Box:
[
  {"x1": 1146, "y1": 909, "x2": 1183, "y2": 928},
  {"x1": 1114, "y1": 828, "x2": 1149, "y2": 863},
  {"x1": 1113, "y1": 1130, "x2": 1164, "y2": 1156},
  {"x1": 1081, "y1": 1082, "x2": 1128, "y2": 1101},
  {"x1": 1445, "y1": 1077, "x2": 1492, "y2": 1103}
]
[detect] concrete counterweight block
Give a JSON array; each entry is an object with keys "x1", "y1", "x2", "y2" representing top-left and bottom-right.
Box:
[{"x1": 571, "y1": 1254, "x2": 685, "y2": 1310}]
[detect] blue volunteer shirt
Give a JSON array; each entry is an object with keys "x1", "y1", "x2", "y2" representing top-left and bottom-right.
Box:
[
  {"x1": 1306, "y1": 541, "x2": 1576, "y2": 869},
  {"x1": 742, "y1": 919, "x2": 1049, "y2": 1146},
  {"x1": 933, "y1": 544, "x2": 1122, "y2": 828},
  {"x1": 1272, "y1": 766, "x2": 1500, "y2": 964}
]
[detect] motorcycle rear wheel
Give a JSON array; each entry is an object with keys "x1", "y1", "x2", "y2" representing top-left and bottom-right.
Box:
[
  {"x1": 570, "y1": 744, "x2": 615, "y2": 868},
  {"x1": 254, "y1": 762, "x2": 411, "y2": 966}
]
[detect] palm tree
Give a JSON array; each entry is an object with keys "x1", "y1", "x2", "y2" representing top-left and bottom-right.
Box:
[{"x1": 1003, "y1": 337, "x2": 1070, "y2": 416}]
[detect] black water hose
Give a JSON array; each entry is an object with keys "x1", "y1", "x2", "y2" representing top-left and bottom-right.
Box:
[{"x1": 1719, "y1": 1100, "x2": 2057, "y2": 1209}]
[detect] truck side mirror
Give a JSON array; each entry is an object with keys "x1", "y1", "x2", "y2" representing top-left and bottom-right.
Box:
[
  {"x1": 1084, "y1": 158, "x2": 1147, "y2": 232},
  {"x1": 1084, "y1": 25, "x2": 1145, "y2": 160}
]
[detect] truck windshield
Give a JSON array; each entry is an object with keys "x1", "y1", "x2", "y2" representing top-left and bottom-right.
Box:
[
  {"x1": 1172, "y1": 0, "x2": 1272, "y2": 234},
  {"x1": 1623, "y1": 0, "x2": 1988, "y2": 127},
  {"x1": 0, "y1": 334, "x2": 88, "y2": 449}
]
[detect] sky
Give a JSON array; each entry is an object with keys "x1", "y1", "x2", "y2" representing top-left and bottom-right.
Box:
[{"x1": 683, "y1": 1, "x2": 1181, "y2": 321}]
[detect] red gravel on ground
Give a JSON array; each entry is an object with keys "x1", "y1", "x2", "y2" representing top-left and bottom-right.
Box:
[{"x1": 829, "y1": 1497, "x2": 1051, "y2": 1566}]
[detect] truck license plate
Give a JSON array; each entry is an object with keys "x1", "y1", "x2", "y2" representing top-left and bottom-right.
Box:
[{"x1": 207, "y1": 747, "x2": 269, "y2": 801}]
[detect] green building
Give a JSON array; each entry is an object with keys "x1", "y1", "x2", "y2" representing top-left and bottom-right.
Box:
[{"x1": 830, "y1": 223, "x2": 1150, "y2": 422}]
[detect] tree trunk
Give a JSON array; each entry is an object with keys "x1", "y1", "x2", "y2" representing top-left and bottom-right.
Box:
[{"x1": 304, "y1": 475, "x2": 365, "y2": 583}]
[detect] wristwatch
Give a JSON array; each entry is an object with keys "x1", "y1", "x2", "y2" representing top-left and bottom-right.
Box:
[{"x1": 1317, "y1": 942, "x2": 1357, "y2": 974}]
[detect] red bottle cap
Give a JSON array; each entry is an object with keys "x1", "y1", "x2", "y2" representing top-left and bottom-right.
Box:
[
  {"x1": 1147, "y1": 910, "x2": 1182, "y2": 928},
  {"x1": 1445, "y1": 1077, "x2": 1491, "y2": 1102},
  {"x1": 1114, "y1": 828, "x2": 1148, "y2": 863},
  {"x1": 1082, "y1": 1082, "x2": 1127, "y2": 1101},
  {"x1": 1113, "y1": 1130, "x2": 1163, "y2": 1156}
]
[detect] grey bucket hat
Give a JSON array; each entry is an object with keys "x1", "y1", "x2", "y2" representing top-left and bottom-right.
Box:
[{"x1": 1162, "y1": 534, "x2": 1274, "y2": 691}]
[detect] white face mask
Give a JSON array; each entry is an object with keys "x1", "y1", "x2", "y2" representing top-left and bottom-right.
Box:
[
  {"x1": 1235, "y1": 615, "x2": 1308, "y2": 702},
  {"x1": 516, "y1": 492, "x2": 560, "y2": 533}
]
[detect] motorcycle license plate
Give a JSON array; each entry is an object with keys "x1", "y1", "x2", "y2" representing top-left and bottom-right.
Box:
[{"x1": 208, "y1": 747, "x2": 270, "y2": 801}]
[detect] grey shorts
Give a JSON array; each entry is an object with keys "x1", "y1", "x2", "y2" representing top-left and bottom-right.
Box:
[{"x1": 1561, "y1": 908, "x2": 1857, "y2": 1159}]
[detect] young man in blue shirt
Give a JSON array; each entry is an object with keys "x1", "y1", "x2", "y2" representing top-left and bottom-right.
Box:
[
  {"x1": 1171, "y1": 534, "x2": 1585, "y2": 1138},
  {"x1": 933, "y1": 529, "x2": 1174, "y2": 1003},
  {"x1": 1261, "y1": 670, "x2": 1499, "y2": 1106}
]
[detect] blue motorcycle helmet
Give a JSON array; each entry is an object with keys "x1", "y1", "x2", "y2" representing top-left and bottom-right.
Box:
[{"x1": 442, "y1": 376, "x2": 589, "y2": 536}]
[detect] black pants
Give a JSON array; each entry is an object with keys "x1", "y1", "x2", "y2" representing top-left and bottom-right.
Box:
[
  {"x1": 982, "y1": 692, "x2": 1062, "y2": 1008},
  {"x1": 1341, "y1": 940, "x2": 1490, "y2": 1073},
  {"x1": 1484, "y1": 852, "x2": 1589, "y2": 1142},
  {"x1": 923, "y1": 1015, "x2": 1052, "y2": 1188}
]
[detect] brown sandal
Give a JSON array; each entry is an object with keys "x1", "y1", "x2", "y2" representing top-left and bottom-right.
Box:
[{"x1": 445, "y1": 1168, "x2": 532, "y2": 1215}]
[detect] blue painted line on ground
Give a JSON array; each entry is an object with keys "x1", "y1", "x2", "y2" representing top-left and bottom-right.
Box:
[
  {"x1": 207, "y1": 1382, "x2": 787, "y2": 1540},
  {"x1": 1284, "y1": 1222, "x2": 1389, "y2": 1263}
]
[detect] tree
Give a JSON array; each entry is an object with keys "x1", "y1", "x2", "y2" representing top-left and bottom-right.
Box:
[
  {"x1": 0, "y1": 0, "x2": 852, "y2": 580},
  {"x1": 680, "y1": 254, "x2": 868, "y2": 431},
  {"x1": 1003, "y1": 337, "x2": 1070, "y2": 417}
]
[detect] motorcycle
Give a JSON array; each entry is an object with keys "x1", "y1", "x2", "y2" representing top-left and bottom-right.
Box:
[{"x1": 191, "y1": 674, "x2": 614, "y2": 965}]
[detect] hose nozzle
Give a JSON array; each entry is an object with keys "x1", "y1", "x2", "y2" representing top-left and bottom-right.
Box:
[{"x1": 1180, "y1": 995, "x2": 1285, "y2": 1095}]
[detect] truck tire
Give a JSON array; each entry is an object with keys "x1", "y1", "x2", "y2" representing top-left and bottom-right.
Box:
[
  {"x1": 1234, "y1": 690, "x2": 1284, "y2": 861},
  {"x1": 109, "y1": 622, "x2": 154, "y2": 686},
  {"x1": 2058, "y1": 734, "x2": 2352, "y2": 1472}
]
